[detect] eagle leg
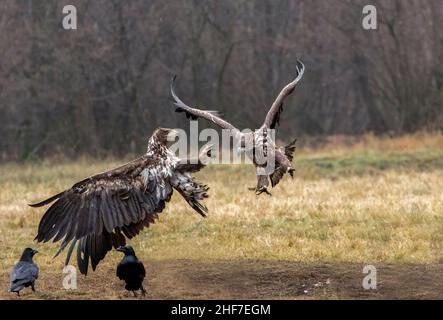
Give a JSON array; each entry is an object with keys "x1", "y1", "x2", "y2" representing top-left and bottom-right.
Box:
[
  {"x1": 249, "y1": 174, "x2": 272, "y2": 196},
  {"x1": 255, "y1": 187, "x2": 272, "y2": 196}
]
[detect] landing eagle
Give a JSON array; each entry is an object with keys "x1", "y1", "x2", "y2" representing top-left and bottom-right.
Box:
[
  {"x1": 29, "y1": 128, "x2": 211, "y2": 275},
  {"x1": 171, "y1": 60, "x2": 305, "y2": 195}
]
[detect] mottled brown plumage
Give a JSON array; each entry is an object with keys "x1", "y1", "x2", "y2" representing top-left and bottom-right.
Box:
[
  {"x1": 29, "y1": 128, "x2": 211, "y2": 275},
  {"x1": 171, "y1": 60, "x2": 304, "y2": 195}
]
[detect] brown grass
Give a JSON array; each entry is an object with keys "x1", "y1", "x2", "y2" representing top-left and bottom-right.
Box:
[{"x1": 0, "y1": 132, "x2": 442, "y2": 299}]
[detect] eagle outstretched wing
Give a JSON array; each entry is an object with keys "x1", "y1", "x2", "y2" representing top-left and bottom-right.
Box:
[
  {"x1": 263, "y1": 60, "x2": 305, "y2": 129},
  {"x1": 171, "y1": 76, "x2": 239, "y2": 131},
  {"x1": 29, "y1": 156, "x2": 182, "y2": 274}
]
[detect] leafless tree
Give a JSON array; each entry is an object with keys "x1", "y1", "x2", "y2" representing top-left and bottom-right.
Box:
[{"x1": 0, "y1": 0, "x2": 441, "y2": 161}]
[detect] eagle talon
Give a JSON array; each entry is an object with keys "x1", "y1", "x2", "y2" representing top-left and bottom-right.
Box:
[
  {"x1": 255, "y1": 187, "x2": 272, "y2": 196},
  {"x1": 248, "y1": 185, "x2": 272, "y2": 196}
]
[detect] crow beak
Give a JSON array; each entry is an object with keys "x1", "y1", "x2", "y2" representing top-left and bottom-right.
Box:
[
  {"x1": 116, "y1": 246, "x2": 125, "y2": 252},
  {"x1": 33, "y1": 249, "x2": 39, "y2": 255}
]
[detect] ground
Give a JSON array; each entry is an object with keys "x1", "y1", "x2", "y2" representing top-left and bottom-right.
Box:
[
  {"x1": 0, "y1": 133, "x2": 442, "y2": 299},
  {"x1": 2, "y1": 261, "x2": 442, "y2": 299}
]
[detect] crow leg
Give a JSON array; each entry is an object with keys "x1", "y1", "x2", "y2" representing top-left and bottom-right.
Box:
[
  {"x1": 31, "y1": 282, "x2": 36, "y2": 292},
  {"x1": 141, "y1": 286, "x2": 147, "y2": 296},
  {"x1": 132, "y1": 291, "x2": 137, "y2": 297}
]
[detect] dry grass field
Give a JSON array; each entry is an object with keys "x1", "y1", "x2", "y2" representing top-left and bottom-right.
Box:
[{"x1": 0, "y1": 133, "x2": 442, "y2": 299}]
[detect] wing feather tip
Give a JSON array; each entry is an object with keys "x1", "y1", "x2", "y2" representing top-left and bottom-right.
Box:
[{"x1": 28, "y1": 191, "x2": 65, "y2": 208}]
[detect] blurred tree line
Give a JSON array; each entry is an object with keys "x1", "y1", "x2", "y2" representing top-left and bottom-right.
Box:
[{"x1": 0, "y1": 0, "x2": 442, "y2": 160}]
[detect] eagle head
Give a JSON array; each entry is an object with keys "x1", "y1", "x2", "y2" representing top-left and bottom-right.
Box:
[{"x1": 149, "y1": 127, "x2": 178, "y2": 149}]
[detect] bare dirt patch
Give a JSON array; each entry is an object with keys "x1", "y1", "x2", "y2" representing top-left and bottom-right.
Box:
[{"x1": 1, "y1": 260, "x2": 442, "y2": 300}]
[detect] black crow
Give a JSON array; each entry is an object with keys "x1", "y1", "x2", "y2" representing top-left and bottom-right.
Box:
[
  {"x1": 116, "y1": 245, "x2": 146, "y2": 296},
  {"x1": 10, "y1": 248, "x2": 39, "y2": 296}
]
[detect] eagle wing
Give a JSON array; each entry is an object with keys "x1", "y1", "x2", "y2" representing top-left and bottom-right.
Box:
[
  {"x1": 171, "y1": 76, "x2": 239, "y2": 131},
  {"x1": 29, "y1": 156, "x2": 174, "y2": 275},
  {"x1": 263, "y1": 60, "x2": 305, "y2": 129}
]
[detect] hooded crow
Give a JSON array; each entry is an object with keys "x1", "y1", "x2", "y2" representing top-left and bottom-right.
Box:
[{"x1": 10, "y1": 248, "x2": 39, "y2": 296}]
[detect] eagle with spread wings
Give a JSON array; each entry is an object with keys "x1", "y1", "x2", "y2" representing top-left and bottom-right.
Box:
[
  {"x1": 29, "y1": 128, "x2": 211, "y2": 275},
  {"x1": 171, "y1": 60, "x2": 305, "y2": 195}
]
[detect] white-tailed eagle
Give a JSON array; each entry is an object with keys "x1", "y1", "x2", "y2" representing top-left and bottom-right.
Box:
[
  {"x1": 29, "y1": 128, "x2": 211, "y2": 275},
  {"x1": 171, "y1": 60, "x2": 305, "y2": 195}
]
